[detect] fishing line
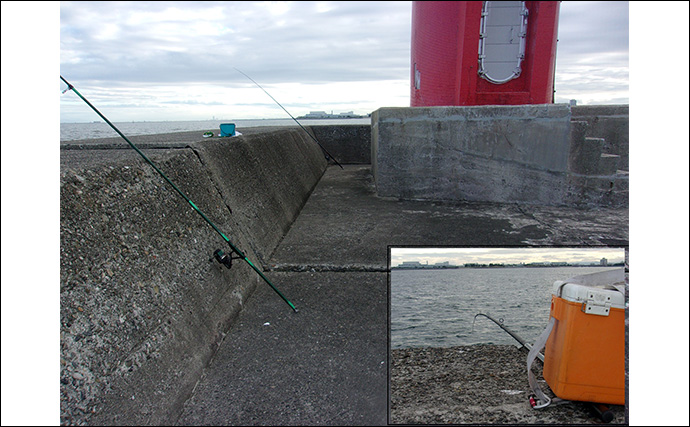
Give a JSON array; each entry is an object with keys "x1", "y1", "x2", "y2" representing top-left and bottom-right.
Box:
[
  {"x1": 60, "y1": 75, "x2": 298, "y2": 313},
  {"x1": 473, "y1": 312, "x2": 542, "y2": 362},
  {"x1": 234, "y1": 68, "x2": 344, "y2": 169}
]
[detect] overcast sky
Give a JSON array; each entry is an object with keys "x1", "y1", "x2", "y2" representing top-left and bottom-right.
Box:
[
  {"x1": 56, "y1": 1, "x2": 633, "y2": 123},
  {"x1": 391, "y1": 247, "x2": 626, "y2": 267}
]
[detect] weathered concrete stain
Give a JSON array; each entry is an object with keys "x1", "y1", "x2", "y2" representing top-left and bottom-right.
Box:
[{"x1": 372, "y1": 105, "x2": 628, "y2": 207}]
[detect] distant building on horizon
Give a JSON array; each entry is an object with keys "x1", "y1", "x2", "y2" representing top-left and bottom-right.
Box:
[
  {"x1": 600, "y1": 257, "x2": 608, "y2": 266},
  {"x1": 303, "y1": 111, "x2": 329, "y2": 118},
  {"x1": 299, "y1": 110, "x2": 367, "y2": 119},
  {"x1": 394, "y1": 260, "x2": 459, "y2": 269},
  {"x1": 398, "y1": 261, "x2": 425, "y2": 269}
]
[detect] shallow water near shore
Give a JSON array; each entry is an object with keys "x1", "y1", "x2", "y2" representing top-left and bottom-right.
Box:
[{"x1": 391, "y1": 266, "x2": 619, "y2": 349}]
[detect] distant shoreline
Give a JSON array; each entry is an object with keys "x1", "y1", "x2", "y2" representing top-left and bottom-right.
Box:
[
  {"x1": 295, "y1": 115, "x2": 369, "y2": 120},
  {"x1": 60, "y1": 117, "x2": 370, "y2": 141}
]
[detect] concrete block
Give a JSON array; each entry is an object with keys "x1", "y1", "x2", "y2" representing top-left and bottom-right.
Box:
[
  {"x1": 614, "y1": 171, "x2": 629, "y2": 191},
  {"x1": 565, "y1": 173, "x2": 629, "y2": 208},
  {"x1": 372, "y1": 104, "x2": 572, "y2": 205},
  {"x1": 572, "y1": 105, "x2": 629, "y2": 171},
  {"x1": 310, "y1": 124, "x2": 371, "y2": 164},
  {"x1": 599, "y1": 153, "x2": 621, "y2": 176},
  {"x1": 568, "y1": 120, "x2": 589, "y2": 171},
  {"x1": 571, "y1": 104, "x2": 629, "y2": 118},
  {"x1": 570, "y1": 137, "x2": 604, "y2": 175}
]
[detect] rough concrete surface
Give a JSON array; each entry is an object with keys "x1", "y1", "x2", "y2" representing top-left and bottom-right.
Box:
[
  {"x1": 177, "y1": 164, "x2": 627, "y2": 426},
  {"x1": 269, "y1": 165, "x2": 628, "y2": 272},
  {"x1": 371, "y1": 105, "x2": 573, "y2": 205},
  {"x1": 311, "y1": 124, "x2": 372, "y2": 164},
  {"x1": 390, "y1": 345, "x2": 626, "y2": 425},
  {"x1": 60, "y1": 148, "x2": 261, "y2": 426},
  {"x1": 60, "y1": 125, "x2": 629, "y2": 426},
  {"x1": 571, "y1": 105, "x2": 629, "y2": 169},
  {"x1": 59, "y1": 128, "x2": 326, "y2": 425},
  {"x1": 176, "y1": 271, "x2": 388, "y2": 426},
  {"x1": 190, "y1": 129, "x2": 327, "y2": 265}
]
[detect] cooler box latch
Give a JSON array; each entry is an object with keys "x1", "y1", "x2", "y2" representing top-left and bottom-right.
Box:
[{"x1": 581, "y1": 290, "x2": 613, "y2": 316}]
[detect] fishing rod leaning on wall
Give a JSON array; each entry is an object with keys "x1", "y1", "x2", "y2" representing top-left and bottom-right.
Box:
[{"x1": 60, "y1": 75, "x2": 298, "y2": 313}]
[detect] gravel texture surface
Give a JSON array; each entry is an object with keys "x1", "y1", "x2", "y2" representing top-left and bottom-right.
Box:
[{"x1": 390, "y1": 345, "x2": 627, "y2": 425}]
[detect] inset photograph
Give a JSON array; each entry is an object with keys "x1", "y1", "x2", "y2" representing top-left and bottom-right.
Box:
[{"x1": 389, "y1": 247, "x2": 628, "y2": 425}]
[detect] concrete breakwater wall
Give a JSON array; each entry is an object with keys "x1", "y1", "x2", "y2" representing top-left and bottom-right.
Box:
[
  {"x1": 571, "y1": 104, "x2": 629, "y2": 170},
  {"x1": 372, "y1": 104, "x2": 629, "y2": 207},
  {"x1": 60, "y1": 116, "x2": 626, "y2": 424},
  {"x1": 60, "y1": 128, "x2": 326, "y2": 425},
  {"x1": 310, "y1": 124, "x2": 372, "y2": 164}
]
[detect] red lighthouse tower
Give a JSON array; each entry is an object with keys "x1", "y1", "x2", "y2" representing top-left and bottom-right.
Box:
[{"x1": 410, "y1": 1, "x2": 561, "y2": 106}]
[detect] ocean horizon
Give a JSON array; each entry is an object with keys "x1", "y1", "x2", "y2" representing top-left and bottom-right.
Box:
[{"x1": 60, "y1": 117, "x2": 371, "y2": 142}]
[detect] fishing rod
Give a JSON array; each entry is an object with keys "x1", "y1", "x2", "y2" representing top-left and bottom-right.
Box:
[
  {"x1": 234, "y1": 68, "x2": 343, "y2": 169},
  {"x1": 60, "y1": 75, "x2": 298, "y2": 313},
  {"x1": 473, "y1": 312, "x2": 543, "y2": 362},
  {"x1": 474, "y1": 314, "x2": 613, "y2": 418}
]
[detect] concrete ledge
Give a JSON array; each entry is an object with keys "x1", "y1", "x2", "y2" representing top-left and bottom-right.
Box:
[
  {"x1": 571, "y1": 104, "x2": 629, "y2": 118},
  {"x1": 566, "y1": 172, "x2": 629, "y2": 208},
  {"x1": 570, "y1": 137, "x2": 605, "y2": 175},
  {"x1": 60, "y1": 129, "x2": 326, "y2": 425},
  {"x1": 61, "y1": 124, "x2": 372, "y2": 165},
  {"x1": 372, "y1": 105, "x2": 572, "y2": 205},
  {"x1": 599, "y1": 154, "x2": 621, "y2": 176},
  {"x1": 571, "y1": 104, "x2": 629, "y2": 170}
]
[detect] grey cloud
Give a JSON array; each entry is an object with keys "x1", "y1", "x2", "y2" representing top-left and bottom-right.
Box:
[
  {"x1": 60, "y1": 1, "x2": 411, "y2": 86},
  {"x1": 557, "y1": 2, "x2": 629, "y2": 58},
  {"x1": 59, "y1": 1, "x2": 631, "y2": 121}
]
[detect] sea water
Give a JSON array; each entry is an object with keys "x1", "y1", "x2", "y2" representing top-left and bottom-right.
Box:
[
  {"x1": 390, "y1": 266, "x2": 618, "y2": 349},
  {"x1": 60, "y1": 118, "x2": 371, "y2": 141}
]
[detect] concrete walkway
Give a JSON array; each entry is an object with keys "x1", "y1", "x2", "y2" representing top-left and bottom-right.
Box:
[
  {"x1": 269, "y1": 165, "x2": 628, "y2": 271},
  {"x1": 175, "y1": 165, "x2": 628, "y2": 425}
]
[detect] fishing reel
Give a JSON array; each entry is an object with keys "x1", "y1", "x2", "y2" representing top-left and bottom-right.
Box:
[{"x1": 212, "y1": 249, "x2": 242, "y2": 269}]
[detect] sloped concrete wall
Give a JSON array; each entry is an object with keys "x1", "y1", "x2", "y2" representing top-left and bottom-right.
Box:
[
  {"x1": 60, "y1": 129, "x2": 326, "y2": 425},
  {"x1": 192, "y1": 129, "x2": 327, "y2": 266}
]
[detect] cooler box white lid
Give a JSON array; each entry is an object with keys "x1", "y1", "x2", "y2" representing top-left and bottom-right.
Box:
[{"x1": 552, "y1": 268, "x2": 626, "y2": 312}]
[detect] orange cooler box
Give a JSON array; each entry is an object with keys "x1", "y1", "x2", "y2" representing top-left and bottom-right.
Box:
[{"x1": 543, "y1": 274, "x2": 626, "y2": 405}]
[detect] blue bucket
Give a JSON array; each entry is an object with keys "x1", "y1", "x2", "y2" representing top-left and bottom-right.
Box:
[{"x1": 219, "y1": 123, "x2": 236, "y2": 137}]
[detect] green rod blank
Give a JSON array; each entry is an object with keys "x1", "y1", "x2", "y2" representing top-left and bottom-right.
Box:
[{"x1": 61, "y1": 75, "x2": 297, "y2": 313}]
